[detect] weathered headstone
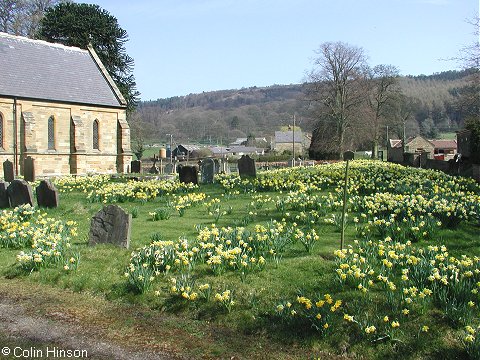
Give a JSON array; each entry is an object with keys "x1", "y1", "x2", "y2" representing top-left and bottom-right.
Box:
[
  {"x1": 36, "y1": 179, "x2": 59, "y2": 208},
  {"x1": 3, "y1": 160, "x2": 14, "y2": 182},
  {"x1": 179, "y1": 166, "x2": 198, "y2": 185},
  {"x1": 343, "y1": 151, "x2": 355, "y2": 161},
  {"x1": 7, "y1": 179, "x2": 34, "y2": 207},
  {"x1": 201, "y1": 158, "x2": 215, "y2": 184},
  {"x1": 213, "y1": 159, "x2": 221, "y2": 174},
  {"x1": 164, "y1": 163, "x2": 174, "y2": 174},
  {"x1": 238, "y1": 155, "x2": 256, "y2": 178},
  {"x1": 131, "y1": 160, "x2": 141, "y2": 173},
  {"x1": 0, "y1": 182, "x2": 9, "y2": 208},
  {"x1": 23, "y1": 156, "x2": 35, "y2": 182},
  {"x1": 88, "y1": 205, "x2": 131, "y2": 249}
]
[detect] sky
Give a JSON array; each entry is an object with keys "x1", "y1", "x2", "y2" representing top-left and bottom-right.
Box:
[{"x1": 84, "y1": 0, "x2": 478, "y2": 101}]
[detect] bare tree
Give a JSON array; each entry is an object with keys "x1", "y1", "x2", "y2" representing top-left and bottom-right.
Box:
[
  {"x1": 0, "y1": 0, "x2": 64, "y2": 37},
  {"x1": 305, "y1": 42, "x2": 368, "y2": 159},
  {"x1": 365, "y1": 64, "x2": 401, "y2": 158}
]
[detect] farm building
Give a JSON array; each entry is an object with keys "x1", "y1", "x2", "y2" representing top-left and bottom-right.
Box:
[
  {"x1": 388, "y1": 136, "x2": 457, "y2": 163},
  {"x1": 0, "y1": 32, "x2": 131, "y2": 177},
  {"x1": 272, "y1": 130, "x2": 305, "y2": 154}
]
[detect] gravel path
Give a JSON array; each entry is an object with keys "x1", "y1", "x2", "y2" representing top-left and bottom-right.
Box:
[{"x1": 0, "y1": 298, "x2": 174, "y2": 360}]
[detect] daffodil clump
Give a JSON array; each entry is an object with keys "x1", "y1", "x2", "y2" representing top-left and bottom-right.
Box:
[
  {"x1": 125, "y1": 237, "x2": 195, "y2": 293},
  {"x1": 85, "y1": 179, "x2": 198, "y2": 204},
  {"x1": 331, "y1": 237, "x2": 480, "y2": 343},
  {"x1": 463, "y1": 324, "x2": 480, "y2": 359},
  {"x1": 276, "y1": 293, "x2": 343, "y2": 334},
  {"x1": 173, "y1": 192, "x2": 207, "y2": 216},
  {"x1": 0, "y1": 204, "x2": 38, "y2": 248},
  {"x1": 54, "y1": 174, "x2": 111, "y2": 193},
  {"x1": 0, "y1": 205, "x2": 80, "y2": 272}
]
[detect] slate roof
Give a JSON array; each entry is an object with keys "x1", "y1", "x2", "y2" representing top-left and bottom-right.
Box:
[
  {"x1": 430, "y1": 140, "x2": 457, "y2": 149},
  {"x1": 0, "y1": 32, "x2": 126, "y2": 108},
  {"x1": 275, "y1": 131, "x2": 303, "y2": 143},
  {"x1": 389, "y1": 138, "x2": 456, "y2": 150}
]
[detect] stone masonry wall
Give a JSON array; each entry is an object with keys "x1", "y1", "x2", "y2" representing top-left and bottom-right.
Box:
[{"x1": 0, "y1": 97, "x2": 131, "y2": 177}]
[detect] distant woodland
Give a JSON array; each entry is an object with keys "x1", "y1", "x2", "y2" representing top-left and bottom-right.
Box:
[{"x1": 133, "y1": 69, "x2": 474, "y2": 150}]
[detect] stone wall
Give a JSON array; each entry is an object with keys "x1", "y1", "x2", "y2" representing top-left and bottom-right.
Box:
[{"x1": 0, "y1": 97, "x2": 131, "y2": 177}]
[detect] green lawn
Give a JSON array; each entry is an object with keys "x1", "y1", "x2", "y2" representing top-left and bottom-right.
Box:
[{"x1": 0, "y1": 161, "x2": 478, "y2": 359}]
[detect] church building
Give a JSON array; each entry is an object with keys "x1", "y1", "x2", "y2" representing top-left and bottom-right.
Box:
[{"x1": 0, "y1": 32, "x2": 132, "y2": 177}]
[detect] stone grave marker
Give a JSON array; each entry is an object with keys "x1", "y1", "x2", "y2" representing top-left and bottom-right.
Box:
[
  {"x1": 148, "y1": 156, "x2": 160, "y2": 174},
  {"x1": 164, "y1": 163, "x2": 174, "y2": 174},
  {"x1": 23, "y1": 156, "x2": 35, "y2": 182},
  {"x1": 0, "y1": 182, "x2": 9, "y2": 208},
  {"x1": 179, "y1": 166, "x2": 198, "y2": 185},
  {"x1": 238, "y1": 155, "x2": 256, "y2": 178},
  {"x1": 7, "y1": 179, "x2": 34, "y2": 207},
  {"x1": 3, "y1": 160, "x2": 14, "y2": 182},
  {"x1": 213, "y1": 159, "x2": 221, "y2": 174},
  {"x1": 88, "y1": 204, "x2": 131, "y2": 249},
  {"x1": 36, "y1": 179, "x2": 59, "y2": 208},
  {"x1": 201, "y1": 158, "x2": 215, "y2": 184},
  {"x1": 131, "y1": 160, "x2": 142, "y2": 173}
]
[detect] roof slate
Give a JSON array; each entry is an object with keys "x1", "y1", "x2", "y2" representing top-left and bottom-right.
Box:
[
  {"x1": 0, "y1": 32, "x2": 124, "y2": 108},
  {"x1": 275, "y1": 131, "x2": 303, "y2": 143}
]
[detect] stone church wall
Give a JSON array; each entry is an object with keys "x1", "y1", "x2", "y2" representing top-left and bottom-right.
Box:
[{"x1": 0, "y1": 97, "x2": 131, "y2": 177}]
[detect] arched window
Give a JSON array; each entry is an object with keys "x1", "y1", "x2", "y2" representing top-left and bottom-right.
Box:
[
  {"x1": 0, "y1": 113, "x2": 3, "y2": 149},
  {"x1": 48, "y1": 116, "x2": 55, "y2": 150},
  {"x1": 93, "y1": 119, "x2": 99, "y2": 150}
]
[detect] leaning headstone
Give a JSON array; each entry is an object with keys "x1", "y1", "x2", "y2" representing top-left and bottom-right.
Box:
[
  {"x1": 238, "y1": 155, "x2": 256, "y2": 178},
  {"x1": 88, "y1": 205, "x2": 131, "y2": 249},
  {"x1": 131, "y1": 160, "x2": 141, "y2": 173},
  {"x1": 36, "y1": 179, "x2": 59, "y2": 208},
  {"x1": 201, "y1": 158, "x2": 215, "y2": 184},
  {"x1": 23, "y1": 156, "x2": 35, "y2": 182},
  {"x1": 0, "y1": 182, "x2": 9, "y2": 208},
  {"x1": 7, "y1": 179, "x2": 34, "y2": 207},
  {"x1": 3, "y1": 160, "x2": 14, "y2": 182},
  {"x1": 179, "y1": 166, "x2": 198, "y2": 185}
]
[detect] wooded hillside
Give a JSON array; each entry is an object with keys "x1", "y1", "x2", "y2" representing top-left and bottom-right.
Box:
[{"x1": 133, "y1": 69, "x2": 473, "y2": 146}]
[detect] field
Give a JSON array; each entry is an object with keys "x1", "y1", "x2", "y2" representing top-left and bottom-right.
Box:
[{"x1": 0, "y1": 161, "x2": 479, "y2": 359}]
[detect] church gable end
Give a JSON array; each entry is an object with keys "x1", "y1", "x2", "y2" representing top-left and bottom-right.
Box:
[{"x1": 0, "y1": 33, "x2": 131, "y2": 177}]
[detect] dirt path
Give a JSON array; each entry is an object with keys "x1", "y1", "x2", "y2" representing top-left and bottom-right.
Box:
[{"x1": 0, "y1": 297, "x2": 176, "y2": 360}]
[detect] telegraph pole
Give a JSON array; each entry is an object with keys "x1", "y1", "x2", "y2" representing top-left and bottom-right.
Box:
[{"x1": 292, "y1": 114, "x2": 296, "y2": 167}]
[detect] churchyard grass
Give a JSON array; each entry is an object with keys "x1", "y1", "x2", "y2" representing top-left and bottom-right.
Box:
[{"x1": 0, "y1": 160, "x2": 478, "y2": 359}]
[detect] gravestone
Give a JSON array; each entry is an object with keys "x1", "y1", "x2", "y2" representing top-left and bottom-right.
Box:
[
  {"x1": 343, "y1": 151, "x2": 355, "y2": 161},
  {"x1": 131, "y1": 160, "x2": 141, "y2": 173},
  {"x1": 213, "y1": 159, "x2": 221, "y2": 174},
  {"x1": 201, "y1": 158, "x2": 215, "y2": 184},
  {"x1": 36, "y1": 179, "x2": 59, "y2": 208},
  {"x1": 238, "y1": 155, "x2": 256, "y2": 178},
  {"x1": 3, "y1": 160, "x2": 14, "y2": 182},
  {"x1": 7, "y1": 179, "x2": 34, "y2": 207},
  {"x1": 0, "y1": 182, "x2": 9, "y2": 208},
  {"x1": 164, "y1": 163, "x2": 174, "y2": 174},
  {"x1": 23, "y1": 156, "x2": 35, "y2": 182},
  {"x1": 179, "y1": 166, "x2": 198, "y2": 185},
  {"x1": 88, "y1": 205, "x2": 131, "y2": 249}
]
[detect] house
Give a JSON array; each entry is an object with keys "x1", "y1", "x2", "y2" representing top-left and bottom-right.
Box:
[
  {"x1": 172, "y1": 144, "x2": 202, "y2": 159},
  {"x1": 388, "y1": 136, "x2": 457, "y2": 163},
  {"x1": 229, "y1": 137, "x2": 268, "y2": 147},
  {"x1": 0, "y1": 32, "x2": 131, "y2": 177},
  {"x1": 430, "y1": 140, "x2": 457, "y2": 160},
  {"x1": 229, "y1": 146, "x2": 264, "y2": 156},
  {"x1": 272, "y1": 130, "x2": 304, "y2": 154}
]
